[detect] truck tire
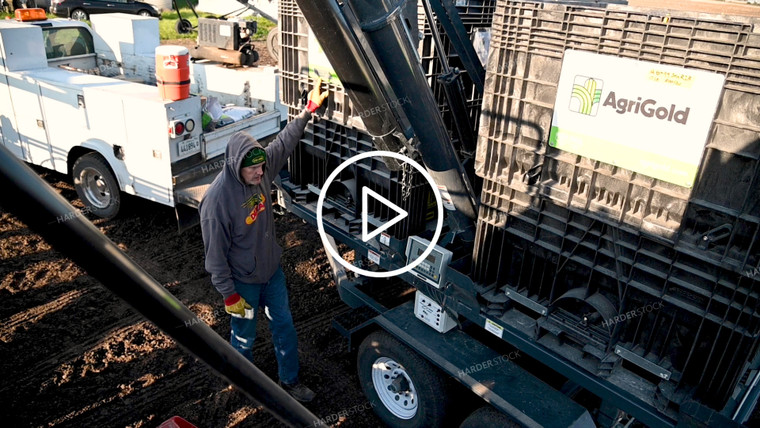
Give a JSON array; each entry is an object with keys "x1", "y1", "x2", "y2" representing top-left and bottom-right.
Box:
[
  {"x1": 357, "y1": 330, "x2": 454, "y2": 428},
  {"x1": 459, "y1": 406, "x2": 520, "y2": 428},
  {"x1": 72, "y1": 153, "x2": 121, "y2": 219},
  {"x1": 70, "y1": 8, "x2": 88, "y2": 21}
]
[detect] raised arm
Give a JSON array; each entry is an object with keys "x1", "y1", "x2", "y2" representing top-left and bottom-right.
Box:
[{"x1": 264, "y1": 78, "x2": 329, "y2": 182}]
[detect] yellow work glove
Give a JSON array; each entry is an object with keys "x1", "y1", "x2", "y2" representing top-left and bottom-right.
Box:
[
  {"x1": 224, "y1": 293, "x2": 253, "y2": 318},
  {"x1": 306, "y1": 77, "x2": 329, "y2": 113}
]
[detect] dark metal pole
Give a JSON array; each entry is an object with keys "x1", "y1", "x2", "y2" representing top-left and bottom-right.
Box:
[
  {"x1": 0, "y1": 145, "x2": 325, "y2": 428},
  {"x1": 345, "y1": 0, "x2": 479, "y2": 224},
  {"x1": 294, "y1": 0, "x2": 411, "y2": 160},
  {"x1": 427, "y1": 0, "x2": 486, "y2": 95},
  {"x1": 422, "y1": 0, "x2": 478, "y2": 156}
]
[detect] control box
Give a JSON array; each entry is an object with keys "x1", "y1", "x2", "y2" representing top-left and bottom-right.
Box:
[
  {"x1": 414, "y1": 291, "x2": 456, "y2": 333},
  {"x1": 405, "y1": 236, "x2": 452, "y2": 289}
]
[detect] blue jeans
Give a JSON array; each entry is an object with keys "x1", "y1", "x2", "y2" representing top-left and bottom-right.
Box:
[{"x1": 230, "y1": 267, "x2": 299, "y2": 384}]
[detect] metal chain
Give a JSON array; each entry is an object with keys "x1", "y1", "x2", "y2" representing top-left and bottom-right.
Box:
[
  {"x1": 397, "y1": 136, "x2": 418, "y2": 202},
  {"x1": 401, "y1": 160, "x2": 413, "y2": 201}
]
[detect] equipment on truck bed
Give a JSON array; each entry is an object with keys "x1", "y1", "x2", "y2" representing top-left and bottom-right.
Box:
[{"x1": 191, "y1": 17, "x2": 259, "y2": 66}]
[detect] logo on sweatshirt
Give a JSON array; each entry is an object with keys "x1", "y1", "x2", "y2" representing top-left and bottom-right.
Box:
[{"x1": 242, "y1": 193, "x2": 266, "y2": 225}]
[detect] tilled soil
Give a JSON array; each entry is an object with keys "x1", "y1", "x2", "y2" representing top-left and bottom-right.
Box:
[
  {"x1": 4, "y1": 2, "x2": 759, "y2": 427},
  {"x1": 0, "y1": 167, "x2": 382, "y2": 427}
]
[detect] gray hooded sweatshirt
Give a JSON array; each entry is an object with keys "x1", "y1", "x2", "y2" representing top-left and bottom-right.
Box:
[{"x1": 199, "y1": 109, "x2": 311, "y2": 298}]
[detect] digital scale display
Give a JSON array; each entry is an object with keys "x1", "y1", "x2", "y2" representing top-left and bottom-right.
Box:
[
  {"x1": 416, "y1": 247, "x2": 437, "y2": 264},
  {"x1": 405, "y1": 236, "x2": 452, "y2": 288}
]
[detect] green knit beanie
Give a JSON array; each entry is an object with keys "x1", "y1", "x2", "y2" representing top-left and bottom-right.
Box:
[{"x1": 241, "y1": 147, "x2": 266, "y2": 167}]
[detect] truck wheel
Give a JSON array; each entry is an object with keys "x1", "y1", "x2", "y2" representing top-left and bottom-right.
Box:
[
  {"x1": 358, "y1": 331, "x2": 454, "y2": 428},
  {"x1": 70, "y1": 8, "x2": 88, "y2": 21},
  {"x1": 460, "y1": 406, "x2": 520, "y2": 428},
  {"x1": 72, "y1": 153, "x2": 121, "y2": 219}
]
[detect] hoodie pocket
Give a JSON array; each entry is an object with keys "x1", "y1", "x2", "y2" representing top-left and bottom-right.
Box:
[{"x1": 243, "y1": 256, "x2": 257, "y2": 277}]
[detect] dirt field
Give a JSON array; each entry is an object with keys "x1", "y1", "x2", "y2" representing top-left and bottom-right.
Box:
[
  {"x1": 2, "y1": 1, "x2": 759, "y2": 427},
  {"x1": 0, "y1": 166, "x2": 384, "y2": 427}
]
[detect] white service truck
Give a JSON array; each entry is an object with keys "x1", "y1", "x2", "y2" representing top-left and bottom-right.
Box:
[{"x1": 0, "y1": 10, "x2": 284, "y2": 229}]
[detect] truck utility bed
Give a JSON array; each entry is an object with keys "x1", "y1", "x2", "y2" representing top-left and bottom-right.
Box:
[{"x1": 0, "y1": 11, "x2": 285, "y2": 229}]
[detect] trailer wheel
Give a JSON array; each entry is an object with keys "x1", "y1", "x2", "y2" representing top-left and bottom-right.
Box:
[
  {"x1": 358, "y1": 331, "x2": 454, "y2": 427},
  {"x1": 176, "y1": 19, "x2": 193, "y2": 34},
  {"x1": 266, "y1": 28, "x2": 280, "y2": 64},
  {"x1": 72, "y1": 153, "x2": 121, "y2": 219},
  {"x1": 459, "y1": 406, "x2": 519, "y2": 428}
]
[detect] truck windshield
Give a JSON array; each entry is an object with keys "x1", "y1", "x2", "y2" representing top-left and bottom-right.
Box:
[{"x1": 42, "y1": 27, "x2": 94, "y2": 59}]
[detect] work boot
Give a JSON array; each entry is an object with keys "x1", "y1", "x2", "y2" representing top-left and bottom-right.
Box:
[{"x1": 279, "y1": 380, "x2": 316, "y2": 403}]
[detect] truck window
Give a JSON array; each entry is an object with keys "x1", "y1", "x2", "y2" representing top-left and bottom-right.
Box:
[{"x1": 42, "y1": 27, "x2": 94, "y2": 59}]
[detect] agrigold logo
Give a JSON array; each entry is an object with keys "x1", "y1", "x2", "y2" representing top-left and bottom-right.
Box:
[{"x1": 569, "y1": 75, "x2": 603, "y2": 116}]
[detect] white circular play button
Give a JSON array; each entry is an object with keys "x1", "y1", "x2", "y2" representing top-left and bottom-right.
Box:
[{"x1": 316, "y1": 151, "x2": 444, "y2": 278}]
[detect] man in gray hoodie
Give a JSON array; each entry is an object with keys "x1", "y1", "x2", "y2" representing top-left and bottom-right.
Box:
[{"x1": 199, "y1": 79, "x2": 328, "y2": 402}]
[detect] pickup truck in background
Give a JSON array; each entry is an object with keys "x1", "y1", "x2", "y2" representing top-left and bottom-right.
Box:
[{"x1": 0, "y1": 9, "x2": 284, "y2": 230}]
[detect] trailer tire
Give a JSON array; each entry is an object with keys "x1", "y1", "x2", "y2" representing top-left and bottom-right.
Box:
[
  {"x1": 358, "y1": 330, "x2": 454, "y2": 428},
  {"x1": 176, "y1": 19, "x2": 193, "y2": 34},
  {"x1": 72, "y1": 153, "x2": 121, "y2": 219},
  {"x1": 460, "y1": 406, "x2": 520, "y2": 428},
  {"x1": 266, "y1": 28, "x2": 280, "y2": 64}
]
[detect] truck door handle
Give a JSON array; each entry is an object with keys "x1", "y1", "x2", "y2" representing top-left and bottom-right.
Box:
[{"x1": 77, "y1": 94, "x2": 86, "y2": 108}]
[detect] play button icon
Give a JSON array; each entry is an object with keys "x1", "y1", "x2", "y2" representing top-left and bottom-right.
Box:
[
  {"x1": 361, "y1": 187, "x2": 408, "y2": 242},
  {"x1": 317, "y1": 151, "x2": 444, "y2": 279}
]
